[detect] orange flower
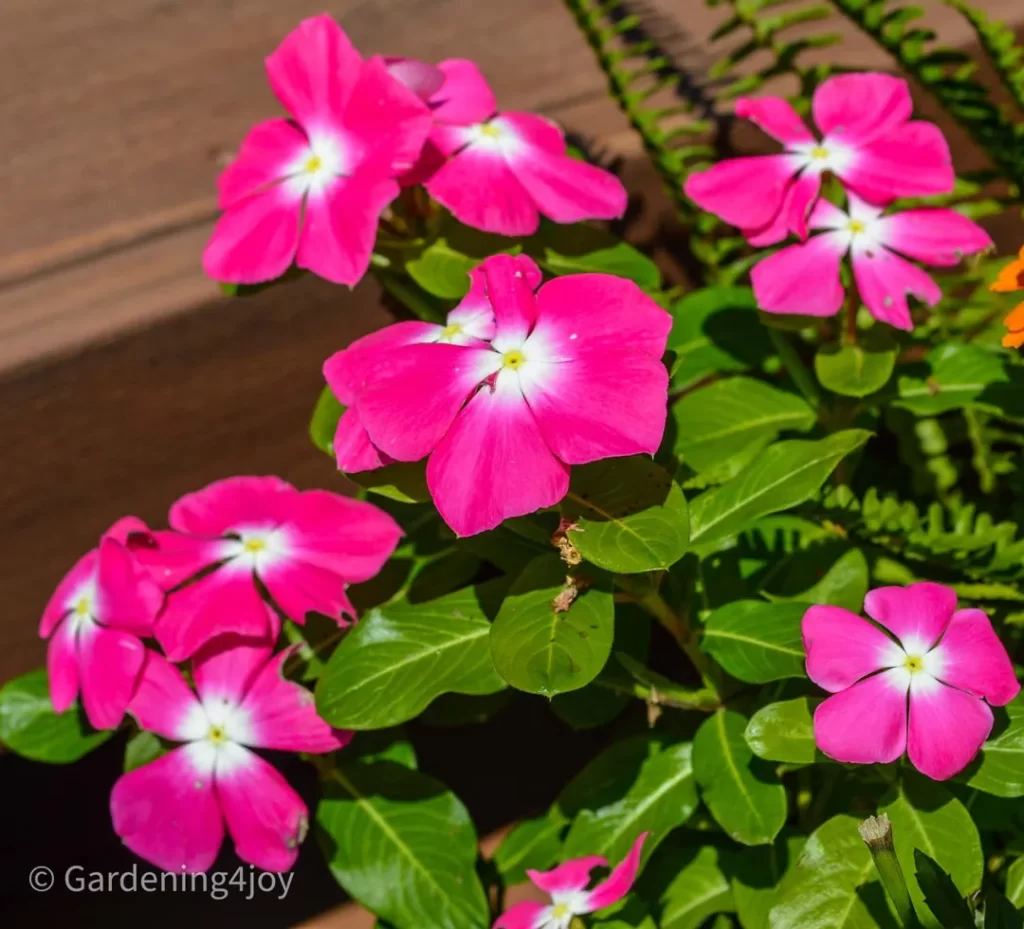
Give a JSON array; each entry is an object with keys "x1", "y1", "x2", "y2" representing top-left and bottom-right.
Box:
[{"x1": 991, "y1": 247, "x2": 1024, "y2": 347}]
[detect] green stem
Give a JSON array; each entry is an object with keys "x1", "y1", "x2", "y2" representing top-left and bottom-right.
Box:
[
  {"x1": 859, "y1": 815, "x2": 919, "y2": 928},
  {"x1": 767, "y1": 328, "x2": 822, "y2": 409}
]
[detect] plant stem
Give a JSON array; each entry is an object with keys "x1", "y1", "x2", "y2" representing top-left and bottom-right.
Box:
[
  {"x1": 767, "y1": 328, "x2": 822, "y2": 409},
  {"x1": 845, "y1": 295, "x2": 859, "y2": 345},
  {"x1": 859, "y1": 815, "x2": 919, "y2": 928}
]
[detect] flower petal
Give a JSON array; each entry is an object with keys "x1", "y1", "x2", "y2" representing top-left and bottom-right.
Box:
[
  {"x1": 736, "y1": 96, "x2": 815, "y2": 145},
  {"x1": 494, "y1": 902, "x2": 547, "y2": 929},
  {"x1": 803, "y1": 604, "x2": 906, "y2": 692},
  {"x1": 384, "y1": 56, "x2": 446, "y2": 101},
  {"x1": 128, "y1": 649, "x2": 205, "y2": 741},
  {"x1": 46, "y1": 617, "x2": 80, "y2": 714},
  {"x1": 217, "y1": 746, "x2": 309, "y2": 872},
  {"x1": 863, "y1": 582, "x2": 958, "y2": 653},
  {"x1": 519, "y1": 352, "x2": 668, "y2": 464},
  {"x1": 839, "y1": 121, "x2": 954, "y2": 202},
  {"x1": 432, "y1": 59, "x2": 498, "y2": 125},
  {"x1": 528, "y1": 856, "x2": 607, "y2": 896},
  {"x1": 683, "y1": 155, "x2": 800, "y2": 230},
  {"x1": 357, "y1": 343, "x2": 501, "y2": 462},
  {"x1": 751, "y1": 233, "x2": 846, "y2": 317},
  {"x1": 78, "y1": 624, "x2": 146, "y2": 730},
  {"x1": 334, "y1": 407, "x2": 392, "y2": 473},
  {"x1": 281, "y1": 490, "x2": 403, "y2": 584},
  {"x1": 155, "y1": 570, "x2": 278, "y2": 662},
  {"x1": 128, "y1": 529, "x2": 224, "y2": 591},
  {"x1": 111, "y1": 746, "x2": 224, "y2": 873},
  {"x1": 812, "y1": 73, "x2": 912, "y2": 146},
  {"x1": 238, "y1": 649, "x2": 351, "y2": 753},
  {"x1": 94, "y1": 538, "x2": 163, "y2": 635},
  {"x1": 217, "y1": 118, "x2": 309, "y2": 209},
  {"x1": 446, "y1": 267, "x2": 498, "y2": 342},
  {"x1": 991, "y1": 248, "x2": 1024, "y2": 293},
  {"x1": 169, "y1": 476, "x2": 298, "y2": 537},
  {"x1": 484, "y1": 254, "x2": 540, "y2": 351},
  {"x1": 426, "y1": 375, "x2": 569, "y2": 537},
  {"x1": 527, "y1": 274, "x2": 672, "y2": 361},
  {"x1": 813, "y1": 668, "x2": 910, "y2": 764},
  {"x1": 426, "y1": 147, "x2": 540, "y2": 236},
  {"x1": 40, "y1": 549, "x2": 96, "y2": 638},
  {"x1": 874, "y1": 208, "x2": 993, "y2": 268},
  {"x1": 929, "y1": 609, "x2": 1020, "y2": 706},
  {"x1": 297, "y1": 172, "x2": 399, "y2": 286},
  {"x1": 264, "y1": 14, "x2": 362, "y2": 129},
  {"x1": 852, "y1": 245, "x2": 942, "y2": 331},
  {"x1": 908, "y1": 676, "x2": 993, "y2": 781},
  {"x1": 262, "y1": 560, "x2": 355, "y2": 625},
  {"x1": 583, "y1": 832, "x2": 648, "y2": 912},
  {"x1": 745, "y1": 171, "x2": 821, "y2": 246},
  {"x1": 192, "y1": 637, "x2": 273, "y2": 709}
]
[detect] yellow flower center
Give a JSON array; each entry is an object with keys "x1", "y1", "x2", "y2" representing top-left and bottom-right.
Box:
[
  {"x1": 479, "y1": 123, "x2": 501, "y2": 138},
  {"x1": 243, "y1": 538, "x2": 266, "y2": 553},
  {"x1": 502, "y1": 349, "x2": 526, "y2": 370},
  {"x1": 305, "y1": 154, "x2": 323, "y2": 174},
  {"x1": 551, "y1": 903, "x2": 570, "y2": 919},
  {"x1": 810, "y1": 146, "x2": 830, "y2": 160},
  {"x1": 74, "y1": 597, "x2": 91, "y2": 617},
  {"x1": 847, "y1": 220, "x2": 866, "y2": 235},
  {"x1": 209, "y1": 725, "x2": 227, "y2": 744},
  {"x1": 904, "y1": 655, "x2": 924, "y2": 674},
  {"x1": 440, "y1": 323, "x2": 463, "y2": 340}
]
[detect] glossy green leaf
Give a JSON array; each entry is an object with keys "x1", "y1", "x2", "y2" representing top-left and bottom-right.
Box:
[
  {"x1": 814, "y1": 331, "x2": 898, "y2": 399},
  {"x1": 494, "y1": 815, "x2": 565, "y2": 884},
  {"x1": 490, "y1": 555, "x2": 614, "y2": 696},
  {"x1": 689, "y1": 431, "x2": 872, "y2": 548},
  {"x1": 316, "y1": 761, "x2": 489, "y2": 929},
  {"x1": 744, "y1": 698, "x2": 823, "y2": 764},
  {"x1": 123, "y1": 730, "x2": 169, "y2": 773},
  {"x1": 1006, "y1": 856, "x2": 1024, "y2": 907},
  {"x1": 562, "y1": 741, "x2": 699, "y2": 864},
  {"x1": 693, "y1": 711, "x2": 787, "y2": 846},
  {"x1": 561, "y1": 457, "x2": 689, "y2": 573},
  {"x1": 768, "y1": 815, "x2": 885, "y2": 929},
  {"x1": 643, "y1": 843, "x2": 735, "y2": 929},
  {"x1": 882, "y1": 772, "x2": 983, "y2": 928},
  {"x1": 724, "y1": 834, "x2": 805, "y2": 929},
  {"x1": 897, "y1": 343, "x2": 1020, "y2": 417},
  {"x1": 406, "y1": 238, "x2": 478, "y2": 298},
  {"x1": 913, "y1": 850, "x2": 975, "y2": 929},
  {"x1": 673, "y1": 377, "x2": 815, "y2": 475},
  {"x1": 761, "y1": 543, "x2": 869, "y2": 614},
  {"x1": 668, "y1": 287, "x2": 772, "y2": 389},
  {"x1": 532, "y1": 223, "x2": 661, "y2": 288},
  {"x1": 348, "y1": 461, "x2": 431, "y2": 504},
  {"x1": 961, "y1": 695, "x2": 1024, "y2": 797},
  {"x1": 702, "y1": 601, "x2": 806, "y2": 683},
  {"x1": 310, "y1": 384, "x2": 345, "y2": 456},
  {"x1": 0, "y1": 670, "x2": 113, "y2": 764},
  {"x1": 316, "y1": 584, "x2": 506, "y2": 729}
]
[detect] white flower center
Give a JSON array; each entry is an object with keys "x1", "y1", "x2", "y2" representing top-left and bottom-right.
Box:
[
  {"x1": 220, "y1": 525, "x2": 292, "y2": 573},
  {"x1": 287, "y1": 132, "x2": 347, "y2": 197},
  {"x1": 788, "y1": 137, "x2": 855, "y2": 176}
]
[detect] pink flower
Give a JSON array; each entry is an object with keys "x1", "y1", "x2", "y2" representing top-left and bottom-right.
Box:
[
  {"x1": 40, "y1": 517, "x2": 163, "y2": 730},
  {"x1": 684, "y1": 73, "x2": 954, "y2": 244},
  {"x1": 111, "y1": 642, "x2": 350, "y2": 873},
  {"x1": 202, "y1": 15, "x2": 431, "y2": 286},
  {"x1": 412, "y1": 59, "x2": 626, "y2": 235},
  {"x1": 751, "y1": 194, "x2": 992, "y2": 330},
  {"x1": 132, "y1": 476, "x2": 402, "y2": 661},
  {"x1": 324, "y1": 255, "x2": 671, "y2": 537},
  {"x1": 384, "y1": 56, "x2": 446, "y2": 100},
  {"x1": 804, "y1": 582, "x2": 1020, "y2": 781},
  {"x1": 494, "y1": 833, "x2": 648, "y2": 929}
]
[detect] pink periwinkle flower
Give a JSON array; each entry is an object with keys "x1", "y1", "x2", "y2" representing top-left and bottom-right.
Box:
[
  {"x1": 804, "y1": 582, "x2": 1020, "y2": 781},
  {"x1": 111, "y1": 641, "x2": 350, "y2": 873},
  {"x1": 494, "y1": 833, "x2": 648, "y2": 929},
  {"x1": 751, "y1": 194, "x2": 992, "y2": 330},
  {"x1": 202, "y1": 15, "x2": 431, "y2": 286},
  {"x1": 132, "y1": 476, "x2": 402, "y2": 662},
  {"x1": 323, "y1": 255, "x2": 671, "y2": 537},
  {"x1": 384, "y1": 56, "x2": 446, "y2": 101},
  {"x1": 40, "y1": 517, "x2": 163, "y2": 730},
  {"x1": 684, "y1": 73, "x2": 954, "y2": 245},
  {"x1": 409, "y1": 59, "x2": 627, "y2": 235}
]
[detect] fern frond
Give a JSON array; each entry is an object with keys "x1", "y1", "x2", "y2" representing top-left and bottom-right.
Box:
[
  {"x1": 826, "y1": 0, "x2": 1024, "y2": 190},
  {"x1": 945, "y1": 0, "x2": 1024, "y2": 117}
]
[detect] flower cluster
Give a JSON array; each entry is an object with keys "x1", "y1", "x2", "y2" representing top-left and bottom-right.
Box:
[
  {"x1": 324, "y1": 253, "x2": 673, "y2": 536},
  {"x1": 803, "y1": 582, "x2": 1019, "y2": 780},
  {"x1": 992, "y1": 246, "x2": 1024, "y2": 348},
  {"x1": 685, "y1": 73, "x2": 992, "y2": 330},
  {"x1": 203, "y1": 15, "x2": 626, "y2": 287},
  {"x1": 40, "y1": 476, "x2": 401, "y2": 872}
]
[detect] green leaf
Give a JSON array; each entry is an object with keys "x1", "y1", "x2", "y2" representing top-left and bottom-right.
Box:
[
  {"x1": 913, "y1": 850, "x2": 975, "y2": 929},
  {"x1": 984, "y1": 888, "x2": 1023, "y2": 929},
  {"x1": 689, "y1": 431, "x2": 872, "y2": 549},
  {"x1": 673, "y1": 377, "x2": 815, "y2": 476},
  {"x1": 494, "y1": 815, "x2": 565, "y2": 885},
  {"x1": 667, "y1": 287, "x2": 773, "y2": 390},
  {"x1": 814, "y1": 331, "x2": 898, "y2": 398},
  {"x1": 744, "y1": 698, "x2": 823, "y2": 765},
  {"x1": 562, "y1": 740, "x2": 699, "y2": 864},
  {"x1": 724, "y1": 834, "x2": 806, "y2": 929},
  {"x1": 562, "y1": 457, "x2": 689, "y2": 574},
  {"x1": 316, "y1": 761, "x2": 489, "y2": 929},
  {"x1": 0, "y1": 670, "x2": 113, "y2": 763},
  {"x1": 961, "y1": 695, "x2": 1024, "y2": 797},
  {"x1": 882, "y1": 772, "x2": 983, "y2": 928},
  {"x1": 310, "y1": 385, "x2": 345, "y2": 456},
  {"x1": 531, "y1": 223, "x2": 661, "y2": 288},
  {"x1": 1006, "y1": 856, "x2": 1024, "y2": 907},
  {"x1": 896, "y1": 343, "x2": 1010, "y2": 416},
  {"x1": 641, "y1": 841, "x2": 734, "y2": 929},
  {"x1": 693, "y1": 710, "x2": 787, "y2": 846},
  {"x1": 123, "y1": 731, "x2": 169, "y2": 773},
  {"x1": 761, "y1": 544, "x2": 869, "y2": 614},
  {"x1": 406, "y1": 238, "x2": 480, "y2": 299},
  {"x1": 349, "y1": 730, "x2": 418, "y2": 769},
  {"x1": 490, "y1": 555, "x2": 614, "y2": 696},
  {"x1": 316, "y1": 584, "x2": 505, "y2": 729},
  {"x1": 768, "y1": 815, "x2": 884, "y2": 929},
  {"x1": 702, "y1": 601, "x2": 806, "y2": 683},
  {"x1": 349, "y1": 460, "x2": 431, "y2": 504}
]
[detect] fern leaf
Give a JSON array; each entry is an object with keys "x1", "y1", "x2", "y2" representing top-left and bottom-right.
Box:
[{"x1": 945, "y1": 0, "x2": 1024, "y2": 116}]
